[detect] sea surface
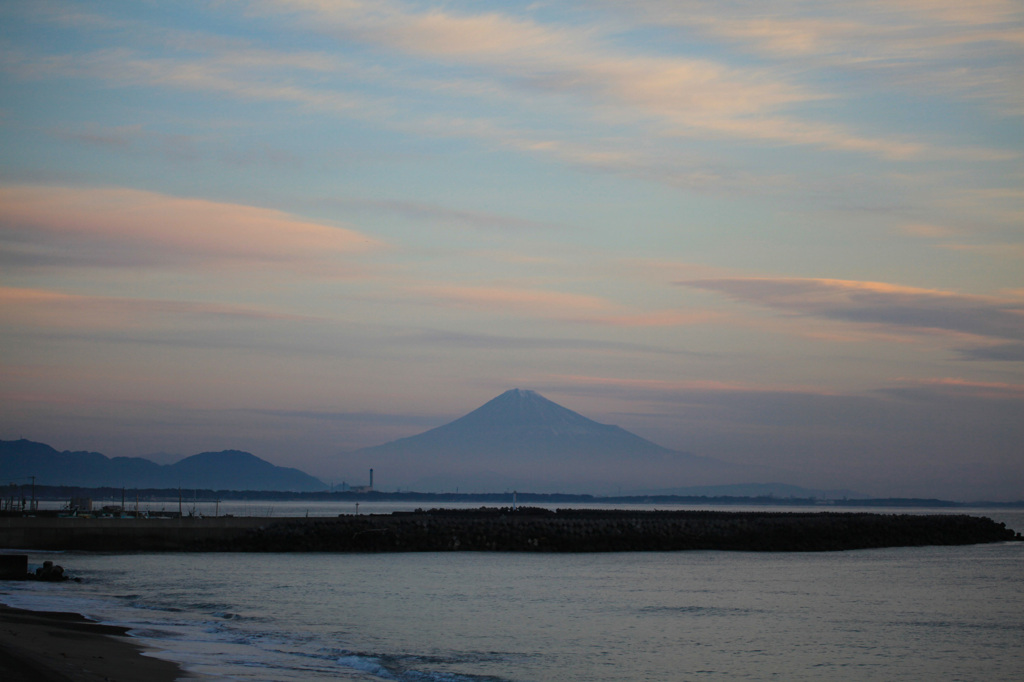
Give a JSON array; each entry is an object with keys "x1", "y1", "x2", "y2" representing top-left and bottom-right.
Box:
[{"x1": 3, "y1": 505, "x2": 1022, "y2": 681}]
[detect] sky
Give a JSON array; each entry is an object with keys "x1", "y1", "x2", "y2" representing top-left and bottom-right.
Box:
[{"x1": 1, "y1": 0, "x2": 1022, "y2": 500}]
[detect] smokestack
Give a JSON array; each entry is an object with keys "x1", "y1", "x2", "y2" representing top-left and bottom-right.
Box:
[{"x1": 369, "y1": 468, "x2": 374, "y2": 491}]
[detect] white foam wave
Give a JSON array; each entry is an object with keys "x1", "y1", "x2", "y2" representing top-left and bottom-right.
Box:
[{"x1": 337, "y1": 654, "x2": 398, "y2": 678}]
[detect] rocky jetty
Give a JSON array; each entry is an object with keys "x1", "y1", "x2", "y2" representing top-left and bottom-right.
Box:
[
  {"x1": 2, "y1": 508, "x2": 1017, "y2": 552},
  {"x1": 205, "y1": 508, "x2": 1019, "y2": 553}
]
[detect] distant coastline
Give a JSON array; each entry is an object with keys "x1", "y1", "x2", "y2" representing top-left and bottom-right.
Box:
[{"x1": 6, "y1": 484, "x2": 1024, "y2": 510}]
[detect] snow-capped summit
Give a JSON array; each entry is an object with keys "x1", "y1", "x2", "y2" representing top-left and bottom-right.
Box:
[{"x1": 441, "y1": 388, "x2": 640, "y2": 438}]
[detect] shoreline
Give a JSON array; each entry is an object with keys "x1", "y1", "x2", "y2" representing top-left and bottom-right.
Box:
[{"x1": 0, "y1": 603, "x2": 188, "y2": 682}]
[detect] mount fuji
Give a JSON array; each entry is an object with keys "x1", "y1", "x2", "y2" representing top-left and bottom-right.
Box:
[{"x1": 341, "y1": 389, "x2": 766, "y2": 493}]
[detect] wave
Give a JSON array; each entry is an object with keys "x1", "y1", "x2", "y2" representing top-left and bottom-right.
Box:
[{"x1": 335, "y1": 651, "x2": 513, "y2": 682}]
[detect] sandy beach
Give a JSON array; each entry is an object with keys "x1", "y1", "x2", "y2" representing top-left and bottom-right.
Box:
[{"x1": 0, "y1": 603, "x2": 187, "y2": 682}]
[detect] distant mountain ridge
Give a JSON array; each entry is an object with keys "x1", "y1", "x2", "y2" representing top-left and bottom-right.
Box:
[
  {"x1": 633, "y1": 482, "x2": 868, "y2": 500},
  {"x1": 343, "y1": 388, "x2": 779, "y2": 493},
  {"x1": 0, "y1": 439, "x2": 326, "y2": 491}
]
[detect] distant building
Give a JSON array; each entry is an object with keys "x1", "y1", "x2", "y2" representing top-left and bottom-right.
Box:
[
  {"x1": 350, "y1": 468, "x2": 374, "y2": 493},
  {"x1": 70, "y1": 497, "x2": 92, "y2": 512}
]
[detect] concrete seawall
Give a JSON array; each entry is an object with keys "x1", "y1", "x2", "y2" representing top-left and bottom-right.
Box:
[{"x1": 1, "y1": 509, "x2": 1018, "y2": 552}]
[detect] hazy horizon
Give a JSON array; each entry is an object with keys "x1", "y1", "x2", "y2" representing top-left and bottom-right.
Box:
[{"x1": 1, "y1": 2, "x2": 1022, "y2": 501}]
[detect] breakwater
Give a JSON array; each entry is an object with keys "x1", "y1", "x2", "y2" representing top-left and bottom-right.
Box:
[
  {"x1": 1, "y1": 508, "x2": 1018, "y2": 552},
  {"x1": 0, "y1": 516, "x2": 270, "y2": 552}
]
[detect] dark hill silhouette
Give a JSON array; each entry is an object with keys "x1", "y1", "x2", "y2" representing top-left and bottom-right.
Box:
[
  {"x1": 342, "y1": 389, "x2": 774, "y2": 493},
  {"x1": 169, "y1": 450, "x2": 324, "y2": 491},
  {"x1": 0, "y1": 439, "x2": 325, "y2": 491}
]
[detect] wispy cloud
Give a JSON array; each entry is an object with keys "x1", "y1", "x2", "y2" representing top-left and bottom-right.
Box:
[
  {"x1": 404, "y1": 283, "x2": 722, "y2": 328},
  {"x1": 0, "y1": 286, "x2": 312, "y2": 330},
  {"x1": 410, "y1": 284, "x2": 610, "y2": 318},
  {"x1": 681, "y1": 277, "x2": 1024, "y2": 358},
  {"x1": 0, "y1": 185, "x2": 383, "y2": 274},
  {"x1": 954, "y1": 343, "x2": 1024, "y2": 362},
  {"x1": 4, "y1": 0, "x2": 1009, "y2": 216},
  {"x1": 201, "y1": 0, "x2": 961, "y2": 160},
  {"x1": 880, "y1": 376, "x2": 1024, "y2": 400},
  {"x1": 331, "y1": 198, "x2": 557, "y2": 232},
  {"x1": 578, "y1": 310, "x2": 723, "y2": 328},
  {"x1": 613, "y1": 0, "x2": 1024, "y2": 114},
  {"x1": 4, "y1": 46, "x2": 384, "y2": 116},
  {"x1": 544, "y1": 373, "x2": 839, "y2": 397},
  {"x1": 393, "y1": 329, "x2": 686, "y2": 356},
  {"x1": 45, "y1": 122, "x2": 304, "y2": 169}
]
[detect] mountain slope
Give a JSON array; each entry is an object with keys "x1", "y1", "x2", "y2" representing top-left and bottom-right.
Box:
[
  {"x1": 0, "y1": 439, "x2": 326, "y2": 491},
  {"x1": 0, "y1": 439, "x2": 164, "y2": 488},
  {"x1": 343, "y1": 389, "x2": 766, "y2": 493},
  {"x1": 169, "y1": 450, "x2": 326, "y2": 491},
  {"x1": 372, "y1": 389, "x2": 679, "y2": 460}
]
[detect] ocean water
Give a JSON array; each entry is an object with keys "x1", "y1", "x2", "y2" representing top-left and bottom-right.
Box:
[{"x1": 2, "y1": 508, "x2": 1022, "y2": 681}]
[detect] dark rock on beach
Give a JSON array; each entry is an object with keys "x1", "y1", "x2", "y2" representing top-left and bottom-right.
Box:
[
  {"x1": 34, "y1": 560, "x2": 67, "y2": 581},
  {"x1": 0, "y1": 555, "x2": 72, "y2": 581}
]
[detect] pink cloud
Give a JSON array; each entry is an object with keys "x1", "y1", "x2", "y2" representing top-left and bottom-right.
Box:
[
  {"x1": 0, "y1": 286, "x2": 312, "y2": 331},
  {"x1": 579, "y1": 309, "x2": 723, "y2": 327},
  {"x1": 616, "y1": 0, "x2": 1024, "y2": 115},
  {"x1": 256, "y1": 1, "x2": 941, "y2": 158},
  {"x1": 0, "y1": 185, "x2": 384, "y2": 273},
  {"x1": 412, "y1": 284, "x2": 611, "y2": 317}
]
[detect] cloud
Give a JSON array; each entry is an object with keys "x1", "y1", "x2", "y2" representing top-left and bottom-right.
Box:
[
  {"x1": 334, "y1": 198, "x2": 557, "y2": 232},
  {"x1": 277, "y1": 0, "x2": 805, "y2": 115},
  {"x1": 879, "y1": 377, "x2": 1024, "y2": 400},
  {"x1": 0, "y1": 286, "x2": 312, "y2": 333},
  {"x1": 45, "y1": 123, "x2": 304, "y2": 169},
  {"x1": 86, "y1": 49, "x2": 376, "y2": 113},
  {"x1": 612, "y1": 0, "x2": 1024, "y2": 114},
  {"x1": 680, "y1": 277, "x2": 1024, "y2": 357},
  {"x1": 48, "y1": 123, "x2": 146, "y2": 150},
  {"x1": 246, "y1": 0, "x2": 941, "y2": 159},
  {"x1": 0, "y1": 287, "x2": 393, "y2": 359},
  {"x1": 405, "y1": 283, "x2": 723, "y2": 328},
  {"x1": 237, "y1": 407, "x2": 441, "y2": 430},
  {"x1": 7, "y1": 0, "x2": 1008, "y2": 211},
  {"x1": 543, "y1": 373, "x2": 837, "y2": 397},
  {"x1": 953, "y1": 343, "x2": 1024, "y2": 362},
  {"x1": 898, "y1": 222, "x2": 959, "y2": 238},
  {"x1": 0, "y1": 185, "x2": 383, "y2": 273},
  {"x1": 411, "y1": 284, "x2": 610, "y2": 318},
  {"x1": 393, "y1": 329, "x2": 688, "y2": 356},
  {"x1": 578, "y1": 309, "x2": 723, "y2": 328},
  {"x1": 334, "y1": 5, "x2": 571, "y2": 58},
  {"x1": 0, "y1": 38, "x2": 388, "y2": 119},
  {"x1": 634, "y1": 0, "x2": 1024, "y2": 56}
]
